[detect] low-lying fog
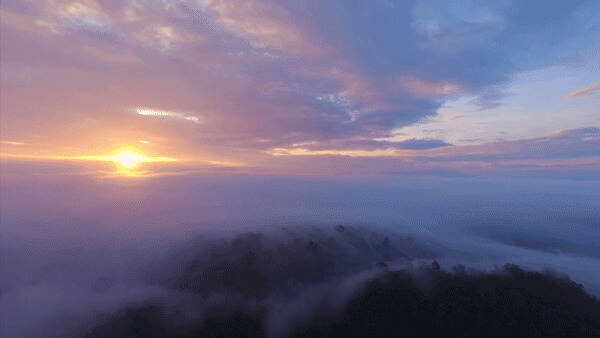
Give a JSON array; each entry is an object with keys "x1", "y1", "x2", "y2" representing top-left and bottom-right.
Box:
[{"x1": 1, "y1": 174, "x2": 599, "y2": 337}]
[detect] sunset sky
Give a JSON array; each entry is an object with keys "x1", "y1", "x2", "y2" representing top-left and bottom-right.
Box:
[
  {"x1": 2, "y1": 2, "x2": 600, "y2": 337},
  {"x1": 1, "y1": 0, "x2": 599, "y2": 177}
]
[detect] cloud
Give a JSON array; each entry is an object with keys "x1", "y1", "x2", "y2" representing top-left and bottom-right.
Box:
[
  {"x1": 269, "y1": 138, "x2": 451, "y2": 157},
  {"x1": 1, "y1": 140, "x2": 25, "y2": 145},
  {"x1": 565, "y1": 82, "x2": 600, "y2": 98},
  {"x1": 0, "y1": 0, "x2": 598, "y2": 173},
  {"x1": 391, "y1": 138, "x2": 452, "y2": 150},
  {"x1": 259, "y1": 126, "x2": 600, "y2": 176},
  {"x1": 198, "y1": 0, "x2": 326, "y2": 55},
  {"x1": 267, "y1": 126, "x2": 597, "y2": 164},
  {"x1": 136, "y1": 108, "x2": 201, "y2": 124},
  {"x1": 548, "y1": 127, "x2": 600, "y2": 138},
  {"x1": 427, "y1": 126, "x2": 600, "y2": 161},
  {"x1": 3, "y1": 221, "x2": 600, "y2": 337},
  {"x1": 269, "y1": 148, "x2": 398, "y2": 157},
  {"x1": 293, "y1": 138, "x2": 451, "y2": 151},
  {"x1": 56, "y1": 1, "x2": 109, "y2": 31},
  {"x1": 1, "y1": 172, "x2": 599, "y2": 338},
  {"x1": 394, "y1": 76, "x2": 464, "y2": 98}
]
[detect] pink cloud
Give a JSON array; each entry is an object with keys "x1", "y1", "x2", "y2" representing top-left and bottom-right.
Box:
[
  {"x1": 564, "y1": 82, "x2": 600, "y2": 98},
  {"x1": 393, "y1": 76, "x2": 464, "y2": 98},
  {"x1": 199, "y1": 0, "x2": 327, "y2": 56}
]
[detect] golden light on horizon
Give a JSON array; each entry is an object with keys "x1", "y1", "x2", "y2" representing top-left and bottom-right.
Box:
[
  {"x1": 100, "y1": 149, "x2": 179, "y2": 176},
  {"x1": 107, "y1": 151, "x2": 149, "y2": 168},
  {"x1": 0, "y1": 147, "x2": 248, "y2": 177},
  {"x1": 0, "y1": 148, "x2": 179, "y2": 177}
]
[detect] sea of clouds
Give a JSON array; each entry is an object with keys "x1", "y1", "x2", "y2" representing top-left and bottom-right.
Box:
[{"x1": 1, "y1": 174, "x2": 599, "y2": 337}]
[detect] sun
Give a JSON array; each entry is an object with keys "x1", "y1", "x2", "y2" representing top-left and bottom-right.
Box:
[{"x1": 108, "y1": 151, "x2": 148, "y2": 168}]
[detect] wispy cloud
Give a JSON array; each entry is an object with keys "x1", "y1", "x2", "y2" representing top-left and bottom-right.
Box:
[
  {"x1": 136, "y1": 108, "x2": 201, "y2": 124},
  {"x1": 394, "y1": 76, "x2": 464, "y2": 98},
  {"x1": 565, "y1": 82, "x2": 600, "y2": 98},
  {"x1": 198, "y1": 0, "x2": 326, "y2": 55},
  {"x1": 1, "y1": 141, "x2": 25, "y2": 145},
  {"x1": 269, "y1": 148, "x2": 398, "y2": 157}
]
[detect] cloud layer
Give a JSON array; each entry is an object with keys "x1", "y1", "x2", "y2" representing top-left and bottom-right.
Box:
[{"x1": 1, "y1": 0, "x2": 598, "y2": 175}]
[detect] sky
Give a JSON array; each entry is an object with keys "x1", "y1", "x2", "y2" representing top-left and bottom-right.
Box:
[{"x1": 1, "y1": 0, "x2": 599, "y2": 178}]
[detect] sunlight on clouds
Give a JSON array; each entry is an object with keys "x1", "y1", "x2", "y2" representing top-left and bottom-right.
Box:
[
  {"x1": 58, "y1": 2, "x2": 109, "y2": 31},
  {"x1": 395, "y1": 76, "x2": 464, "y2": 98},
  {"x1": 1, "y1": 141, "x2": 25, "y2": 145},
  {"x1": 106, "y1": 152, "x2": 148, "y2": 168},
  {"x1": 1, "y1": 0, "x2": 598, "y2": 178},
  {"x1": 207, "y1": 160, "x2": 247, "y2": 167},
  {"x1": 269, "y1": 148, "x2": 399, "y2": 157},
  {"x1": 131, "y1": 25, "x2": 199, "y2": 51},
  {"x1": 199, "y1": 0, "x2": 324, "y2": 55},
  {"x1": 0, "y1": 147, "x2": 250, "y2": 177},
  {"x1": 136, "y1": 108, "x2": 201, "y2": 123},
  {"x1": 0, "y1": 149, "x2": 177, "y2": 177},
  {"x1": 0, "y1": 151, "x2": 176, "y2": 166},
  {"x1": 85, "y1": 149, "x2": 178, "y2": 169},
  {"x1": 380, "y1": 65, "x2": 600, "y2": 147},
  {"x1": 565, "y1": 82, "x2": 600, "y2": 98}
]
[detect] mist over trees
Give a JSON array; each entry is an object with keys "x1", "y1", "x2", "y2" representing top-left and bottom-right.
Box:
[{"x1": 82, "y1": 228, "x2": 600, "y2": 338}]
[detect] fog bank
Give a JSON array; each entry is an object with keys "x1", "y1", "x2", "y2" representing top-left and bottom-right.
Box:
[{"x1": 1, "y1": 175, "x2": 599, "y2": 337}]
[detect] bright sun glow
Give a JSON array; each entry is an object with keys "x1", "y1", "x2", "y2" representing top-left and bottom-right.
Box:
[
  {"x1": 108, "y1": 152, "x2": 149, "y2": 168},
  {"x1": 0, "y1": 149, "x2": 182, "y2": 177}
]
